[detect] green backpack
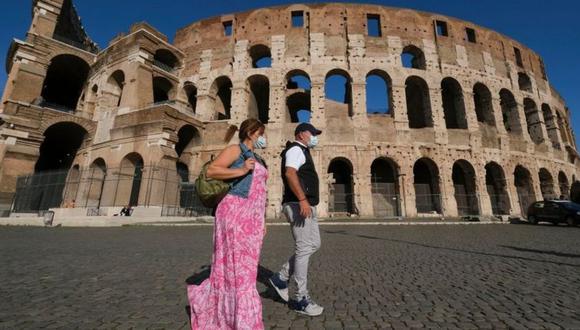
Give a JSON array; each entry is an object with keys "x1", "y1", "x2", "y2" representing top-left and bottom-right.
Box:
[
  {"x1": 195, "y1": 145, "x2": 252, "y2": 208},
  {"x1": 195, "y1": 158, "x2": 231, "y2": 208}
]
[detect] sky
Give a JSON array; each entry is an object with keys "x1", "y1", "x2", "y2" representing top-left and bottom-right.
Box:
[{"x1": 0, "y1": 0, "x2": 579, "y2": 143}]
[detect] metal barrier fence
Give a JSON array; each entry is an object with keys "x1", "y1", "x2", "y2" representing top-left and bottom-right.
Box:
[
  {"x1": 11, "y1": 166, "x2": 212, "y2": 216},
  {"x1": 415, "y1": 194, "x2": 443, "y2": 214}
]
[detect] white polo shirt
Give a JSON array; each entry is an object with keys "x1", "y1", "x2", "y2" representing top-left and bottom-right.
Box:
[{"x1": 285, "y1": 141, "x2": 308, "y2": 170}]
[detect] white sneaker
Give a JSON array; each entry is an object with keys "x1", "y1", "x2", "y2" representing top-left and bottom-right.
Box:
[
  {"x1": 293, "y1": 296, "x2": 324, "y2": 316},
  {"x1": 268, "y1": 273, "x2": 289, "y2": 302}
]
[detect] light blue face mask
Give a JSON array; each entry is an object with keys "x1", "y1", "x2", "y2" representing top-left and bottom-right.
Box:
[
  {"x1": 308, "y1": 135, "x2": 319, "y2": 148},
  {"x1": 253, "y1": 136, "x2": 267, "y2": 149}
]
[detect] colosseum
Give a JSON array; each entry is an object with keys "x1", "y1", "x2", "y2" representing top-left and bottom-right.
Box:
[{"x1": 0, "y1": 0, "x2": 578, "y2": 220}]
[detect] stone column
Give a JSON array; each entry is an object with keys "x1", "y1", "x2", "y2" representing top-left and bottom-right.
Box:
[
  {"x1": 120, "y1": 62, "x2": 153, "y2": 109},
  {"x1": 350, "y1": 79, "x2": 369, "y2": 144},
  {"x1": 475, "y1": 169, "x2": 493, "y2": 216},
  {"x1": 430, "y1": 86, "x2": 448, "y2": 144},
  {"x1": 230, "y1": 79, "x2": 250, "y2": 124},
  {"x1": 440, "y1": 163, "x2": 458, "y2": 217}
]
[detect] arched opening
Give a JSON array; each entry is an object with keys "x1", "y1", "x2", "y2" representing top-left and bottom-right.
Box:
[
  {"x1": 40, "y1": 54, "x2": 90, "y2": 111},
  {"x1": 118, "y1": 153, "x2": 144, "y2": 207},
  {"x1": 366, "y1": 70, "x2": 392, "y2": 115},
  {"x1": 286, "y1": 71, "x2": 311, "y2": 123},
  {"x1": 328, "y1": 158, "x2": 355, "y2": 214},
  {"x1": 20, "y1": 122, "x2": 89, "y2": 211},
  {"x1": 523, "y1": 98, "x2": 544, "y2": 144},
  {"x1": 514, "y1": 165, "x2": 536, "y2": 216},
  {"x1": 500, "y1": 89, "x2": 521, "y2": 134},
  {"x1": 518, "y1": 72, "x2": 532, "y2": 93},
  {"x1": 87, "y1": 158, "x2": 106, "y2": 208},
  {"x1": 105, "y1": 70, "x2": 125, "y2": 108},
  {"x1": 36, "y1": 122, "x2": 88, "y2": 173},
  {"x1": 247, "y1": 75, "x2": 270, "y2": 123},
  {"x1": 541, "y1": 104, "x2": 560, "y2": 149},
  {"x1": 556, "y1": 112, "x2": 569, "y2": 144},
  {"x1": 249, "y1": 44, "x2": 272, "y2": 68},
  {"x1": 210, "y1": 76, "x2": 233, "y2": 120},
  {"x1": 175, "y1": 125, "x2": 201, "y2": 158},
  {"x1": 558, "y1": 171, "x2": 570, "y2": 199},
  {"x1": 401, "y1": 45, "x2": 426, "y2": 70},
  {"x1": 371, "y1": 158, "x2": 400, "y2": 217},
  {"x1": 153, "y1": 76, "x2": 174, "y2": 104},
  {"x1": 183, "y1": 83, "x2": 197, "y2": 113},
  {"x1": 441, "y1": 77, "x2": 467, "y2": 129},
  {"x1": 325, "y1": 69, "x2": 353, "y2": 117},
  {"x1": 538, "y1": 168, "x2": 555, "y2": 200},
  {"x1": 405, "y1": 76, "x2": 432, "y2": 128},
  {"x1": 153, "y1": 49, "x2": 179, "y2": 72},
  {"x1": 63, "y1": 164, "x2": 80, "y2": 207},
  {"x1": 485, "y1": 162, "x2": 510, "y2": 215},
  {"x1": 413, "y1": 158, "x2": 441, "y2": 214},
  {"x1": 452, "y1": 160, "x2": 479, "y2": 215},
  {"x1": 473, "y1": 83, "x2": 495, "y2": 126}
]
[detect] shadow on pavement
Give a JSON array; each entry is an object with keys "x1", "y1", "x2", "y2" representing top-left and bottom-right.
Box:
[{"x1": 323, "y1": 229, "x2": 580, "y2": 268}]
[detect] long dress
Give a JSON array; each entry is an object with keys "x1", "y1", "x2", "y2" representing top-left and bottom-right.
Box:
[{"x1": 187, "y1": 161, "x2": 268, "y2": 329}]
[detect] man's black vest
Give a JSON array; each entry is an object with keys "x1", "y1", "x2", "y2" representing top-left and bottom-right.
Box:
[{"x1": 281, "y1": 141, "x2": 319, "y2": 206}]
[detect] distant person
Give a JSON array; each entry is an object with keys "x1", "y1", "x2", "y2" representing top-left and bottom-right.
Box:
[
  {"x1": 187, "y1": 118, "x2": 268, "y2": 329},
  {"x1": 119, "y1": 205, "x2": 132, "y2": 216},
  {"x1": 269, "y1": 123, "x2": 324, "y2": 317}
]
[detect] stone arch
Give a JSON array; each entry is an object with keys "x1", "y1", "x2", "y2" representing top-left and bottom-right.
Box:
[
  {"x1": 153, "y1": 49, "x2": 179, "y2": 71},
  {"x1": 118, "y1": 152, "x2": 144, "y2": 207},
  {"x1": 441, "y1": 77, "x2": 467, "y2": 129},
  {"x1": 413, "y1": 157, "x2": 441, "y2": 214},
  {"x1": 86, "y1": 158, "x2": 107, "y2": 208},
  {"x1": 183, "y1": 82, "x2": 197, "y2": 113},
  {"x1": 452, "y1": 160, "x2": 479, "y2": 215},
  {"x1": 401, "y1": 45, "x2": 426, "y2": 70},
  {"x1": 485, "y1": 162, "x2": 510, "y2": 215},
  {"x1": 63, "y1": 164, "x2": 81, "y2": 207},
  {"x1": 175, "y1": 124, "x2": 202, "y2": 160},
  {"x1": 325, "y1": 68, "x2": 353, "y2": 117},
  {"x1": 366, "y1": 69, "x2": 393, "y2": 115},
  {"x1": 246, "y1": 74, "x2": 270, "y2": 123},
  {"x1": 538, "y1": 168, "x2": 556, "y2": 200},
  {"x1": 209, "y1": 76, "x2": 233, "y2": 120},
  {"x1": 249, "y1": 44, "x2": 272, "y2": 68},
  {"x1": 405, "y1": 76, "x2": 433, "y2": 128},
  {"x1": 104, "y1": 70, "x2": 125, "y2": 109},
  {"x1": 499, "y1": 89, "x2": 521, "y2": 134},
  {"x1": 473, "y1": 82, "x2": 495, "y2": 126},
  {"x1": 541, "y1": 104, "x2": 560, "y2": 149},
  {"x1": 40, "y1": 117, "x2": 96, "y2": 139},
  {"x1": 558, "y1": 171, "x2": 570, "y2": 199},
  {"x1": 514, "y1": 165, "x2": 536, "y2": 216},
  {"x1": 556, "y1": 111, "x2": 569, "y2": 144},
  {"x1": 523, "y1": 98, "x2": 544, "y2": 144},
  {"x1": 371, "y1": 157, "x2": 400, "y2": 217},
  {"x1": 153, "y1": 76, "x2": 175, "y2": 104},
  {"x1": 40, "y1": 54, "x2": 90, "y2": 111},
  {"x1": 286, "y1": 70, "x2": 311, "y2": 123},
  {"x1": 328, "y1": 157, "x2": 355, "y2": 214},
  {"x1": 36, "y1": 122, "x2": 89, "y2": 173},
  {"x1": 518, "y1": 72, "x2": 533, "y2": 93}
]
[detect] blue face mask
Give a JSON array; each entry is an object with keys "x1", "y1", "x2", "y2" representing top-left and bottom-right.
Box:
[
  {"x1": 253, "y1": 136, "x2": 267, "y2": 149},
  {"x1": 308, "y1": 135, "x2": 319, "y2": 148}
]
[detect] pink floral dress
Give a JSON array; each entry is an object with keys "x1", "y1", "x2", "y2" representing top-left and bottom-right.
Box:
[{"x1": 187, "y1": 161, "x2": 268, "y2": 329}]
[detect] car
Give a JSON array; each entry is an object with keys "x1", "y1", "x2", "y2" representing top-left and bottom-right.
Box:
[{"x1": 527, "y1": 200, "x2": 580, "y2": 226}]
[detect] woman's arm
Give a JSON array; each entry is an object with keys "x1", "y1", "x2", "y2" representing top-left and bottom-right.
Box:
[{"x1": 206, "y1": 145, "x2": 254, "y2": 180}]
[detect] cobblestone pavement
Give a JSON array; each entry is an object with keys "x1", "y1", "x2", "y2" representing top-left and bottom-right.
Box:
[{"x1": 1, "y1": 223, "x2": 580, "y2": 329}]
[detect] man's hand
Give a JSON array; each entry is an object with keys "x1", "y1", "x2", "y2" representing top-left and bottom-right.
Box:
[{"x1": 299, "y1": 199, "x2": 312, "y2": 218}]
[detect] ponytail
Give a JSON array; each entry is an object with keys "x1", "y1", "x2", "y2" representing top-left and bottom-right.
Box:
[{"x1": 224, "y1": 125, "x2": 238, "y2": 143}]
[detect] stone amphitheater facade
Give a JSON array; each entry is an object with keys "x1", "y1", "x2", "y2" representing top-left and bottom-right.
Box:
[{"x1": 0, "y1": 0, "x2": 578, "y2": 219}]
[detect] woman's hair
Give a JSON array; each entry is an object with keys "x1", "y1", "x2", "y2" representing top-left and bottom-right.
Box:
[{"x1": 223, "y1": 118, "x2": 265, "y2": 142}]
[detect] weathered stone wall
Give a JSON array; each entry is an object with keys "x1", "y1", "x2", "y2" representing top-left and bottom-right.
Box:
[{"x1": 0, "y1": 1, "x2": 577, "y2": 218}]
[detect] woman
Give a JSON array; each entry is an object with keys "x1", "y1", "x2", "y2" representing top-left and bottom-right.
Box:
[{"x1": 187, "y1": 118, "x2": 268, "y2": 329}]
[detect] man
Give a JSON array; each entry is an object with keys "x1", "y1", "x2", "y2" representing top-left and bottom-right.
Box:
[{"x1": 269, "y1": 122, "x2": 324, "y2": 316}]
